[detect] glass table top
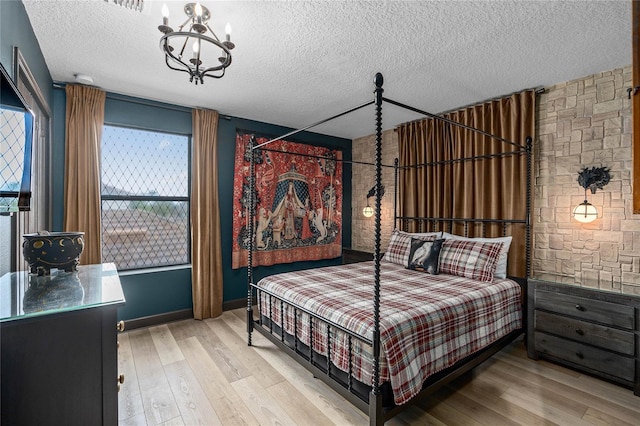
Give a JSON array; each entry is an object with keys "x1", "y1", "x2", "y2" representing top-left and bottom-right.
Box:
[{"x1": 0, "y1": 263, "x2": 125, "y2": 323}]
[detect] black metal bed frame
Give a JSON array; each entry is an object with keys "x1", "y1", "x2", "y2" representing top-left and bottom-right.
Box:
[{"x1": 245, "y1": 73, "x2": 532, "y2": 425}]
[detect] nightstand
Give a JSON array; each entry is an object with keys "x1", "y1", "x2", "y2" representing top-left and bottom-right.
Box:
[
  {"x1": 527, "y1": 279, "x2": 640, "y2": 396},
  {"x1": 342, "y1": 248, "x2": 374, "y2": 264}
]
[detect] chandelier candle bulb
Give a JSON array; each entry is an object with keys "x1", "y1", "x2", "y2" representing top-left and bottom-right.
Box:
[
  {"x1": 225, "y1": 22, "x2": 232, "y2": 41},
  {"x1": 161, "y1": 3, "x2": 169, "y2": 25},
  {"x1": 195, "y1": 3, "x2": 203, "y2": 23}
]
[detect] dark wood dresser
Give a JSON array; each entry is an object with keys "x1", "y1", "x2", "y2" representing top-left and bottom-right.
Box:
[
  {"x1": 1, "y1": 263, "x2": 126, "y2": 425},
  {"x1": 527, "y1": 279, "x2": 640, "y2": 396}
]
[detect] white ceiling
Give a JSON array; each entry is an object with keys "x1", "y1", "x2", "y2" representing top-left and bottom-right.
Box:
[{"x1": 22, "y1": 0, "x2": 632, "y2": 140}]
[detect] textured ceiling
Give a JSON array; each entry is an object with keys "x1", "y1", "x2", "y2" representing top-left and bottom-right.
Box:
[{"x1": 22, "y1": 0, "x2": 632, "y2": 139}]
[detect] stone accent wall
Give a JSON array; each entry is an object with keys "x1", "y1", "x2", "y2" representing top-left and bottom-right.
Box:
[
  {"x1": 351, "y1": 66, "x2": 640, "y2": 296},
  {"x1": 534, "y1": 66, "x2": 640, "y2": 295},
  {"x1": 351, "y1": 129, "x2": 398, "y2": 253}
]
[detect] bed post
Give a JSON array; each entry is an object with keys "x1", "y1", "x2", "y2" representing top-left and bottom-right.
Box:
[
  {"x1": 525, "y1": 135, "x2": 532, "y2": 278},
  {"x1": 247, "y1": 135, "x2": 256, "y2": 345},
  {"x1": 394, "y1": 158, "x2": 399, "y2": 230},
  {"x1": 369, "y1": 72, "x2": 384, "y2": 426}
]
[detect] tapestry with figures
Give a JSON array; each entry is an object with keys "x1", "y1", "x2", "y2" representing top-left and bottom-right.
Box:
[{"x1": 231, "y1": 132, "x2": 343, "y2": 269}]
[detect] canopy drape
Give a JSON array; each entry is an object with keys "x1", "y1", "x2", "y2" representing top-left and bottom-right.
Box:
[{"x1": 397, "y1": 90, "x2": 535, "y2": 277}]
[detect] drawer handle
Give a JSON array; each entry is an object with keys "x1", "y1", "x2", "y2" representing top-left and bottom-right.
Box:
[
  {"x1": 576, "y1": 352, "x2": 584, "y2": 359},
  {"x1": 575, "y1": 328, "x2": 584, "y2": 336},
  {"x1": 117, "y1": 374, "x2": 125, "y2": 392},
  {"x1": 575, "y1": 304, "x2": 585, "y2": 311},
  {"x1": 117, "y1": 320, "x2": 126, "y2": 332}
]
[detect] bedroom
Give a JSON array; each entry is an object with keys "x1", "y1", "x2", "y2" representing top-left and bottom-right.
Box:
[{"x1": 1, "y1": 0, "x2": 639, "y2": 424}]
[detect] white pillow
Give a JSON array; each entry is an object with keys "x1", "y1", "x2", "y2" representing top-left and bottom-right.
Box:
[{"x1": 441, "y1": 232, "x2": 512, "y2": 279}]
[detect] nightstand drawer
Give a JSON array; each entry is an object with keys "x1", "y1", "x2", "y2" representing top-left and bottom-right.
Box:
[
  {"x1": 535, "y1": 332, "x2": 635, "y2": 382},
  {"x1": 536, "y1": 289, "x2": 635, "y2": 330},
  {"x1": 534, "y1": 310, "x2": 635, "y2": 356}
]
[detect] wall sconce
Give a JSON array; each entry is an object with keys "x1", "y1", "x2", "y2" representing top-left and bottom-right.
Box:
[
  {"x1": 572, "y1": 200, "x2": 597, "y2": 223},
  {"x1": 362, "y1": 184, "x2": 384, "y2": 218},
  {"x1": 572, "y1": 166, "x2": 611, "y2": 223}
]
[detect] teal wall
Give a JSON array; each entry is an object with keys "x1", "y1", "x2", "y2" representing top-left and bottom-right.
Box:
[
  {"x1": 0, "y1": 0, "x2": 52, "y2": 104},
  {"x1": 5, "y1": 0, "x2": 353, "y2": 322}
]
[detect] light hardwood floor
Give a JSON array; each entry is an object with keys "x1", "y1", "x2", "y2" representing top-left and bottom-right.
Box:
[{"x1": 118, "y1": 308, "x2": 640, "y2": 425}]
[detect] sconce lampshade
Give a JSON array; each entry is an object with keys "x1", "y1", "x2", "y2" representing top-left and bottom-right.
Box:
[
  {"x1": 362, "y1": 205, "x2": 374, "y2": 218},
  {"x1": 573, "y1": 200, "x2": 597, "y2": 223}
]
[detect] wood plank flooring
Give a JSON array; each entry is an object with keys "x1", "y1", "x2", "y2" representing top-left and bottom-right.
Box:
[{"x1": 118, "y1": 309, "x2": 640, "y2": 425}]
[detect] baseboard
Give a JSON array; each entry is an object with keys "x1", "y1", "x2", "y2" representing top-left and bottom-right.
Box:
[
  {"x1": 122, "y1": 300, "x2": 255, "y2": 330},
  {"x1": 123, "y1": 309, "x2": 193, "y2": 330},
  {"x1": 223, "y1": 298, "x2": 256, "y2": 311}
]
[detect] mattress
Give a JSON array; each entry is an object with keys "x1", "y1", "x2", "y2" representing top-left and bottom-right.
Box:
[{"x1": 256, "y1": 260, "x2": 522, "y2": 405}]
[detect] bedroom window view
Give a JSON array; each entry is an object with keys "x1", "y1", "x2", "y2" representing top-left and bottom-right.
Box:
[{"x1": 100, "y1": 125, "x2": 190, "y2": 270}]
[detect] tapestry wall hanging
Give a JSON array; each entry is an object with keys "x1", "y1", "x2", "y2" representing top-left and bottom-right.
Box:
[{"x1": 231, "y1": 132, "x2": 343, "y2": 269}]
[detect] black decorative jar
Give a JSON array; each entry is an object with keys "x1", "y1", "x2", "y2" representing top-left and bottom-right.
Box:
[{"x1": 22, "y1": 231, "x2": 85, "y2": 275}]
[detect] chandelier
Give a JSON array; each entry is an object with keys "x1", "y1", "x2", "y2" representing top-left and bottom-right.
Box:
[{"x1": 158, "y1": 2, "x2": 235, "y2": 85}]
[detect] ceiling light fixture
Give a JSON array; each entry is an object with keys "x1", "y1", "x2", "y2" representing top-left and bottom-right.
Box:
[{"x1": 158, "y1": 2, "x2": 235, "y2": 85}]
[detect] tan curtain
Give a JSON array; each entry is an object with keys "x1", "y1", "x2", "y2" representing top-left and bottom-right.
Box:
[
  {"x1": 398, "y1": 90, "x2": 535, "y2": 277},
  {"x1": 63, "y1": 84, "x2": 106, "y2": 265},
  {"x1": 191, "y1": 108, "x2": 223, "y2": 319}
]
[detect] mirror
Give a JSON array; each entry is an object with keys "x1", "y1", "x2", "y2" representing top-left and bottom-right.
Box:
[{"x1": 0, "y1": 62, "x2": 34, "y2": 213}]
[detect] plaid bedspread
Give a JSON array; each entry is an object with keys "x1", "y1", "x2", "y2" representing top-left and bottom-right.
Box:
[{"x1": 256, "y1": 261, "x2": 522, "y2": 405}]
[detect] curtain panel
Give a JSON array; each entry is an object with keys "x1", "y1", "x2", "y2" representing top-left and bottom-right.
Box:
[
  {"x1": 191, "y1": 108, "x2": 223, "y2": 319},
  {"x1": 397, "y1": 90, "x2": 535, "y2": 277},
  {"x1": 63, "y1": 84, "x2": 106, "y2": 265}
]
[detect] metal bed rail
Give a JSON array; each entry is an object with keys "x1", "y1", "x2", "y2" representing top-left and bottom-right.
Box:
[{"x1": 249, "y1": 281, "x2": 376, "y2": 413}]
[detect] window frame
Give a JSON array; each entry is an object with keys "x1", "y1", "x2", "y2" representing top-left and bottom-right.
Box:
[
  {"x1": 0, "y1": 48, "x2": 51, "y2": 275},
  {"x1": 100, "y1": 123, "x2": 192, "y2": 271}
]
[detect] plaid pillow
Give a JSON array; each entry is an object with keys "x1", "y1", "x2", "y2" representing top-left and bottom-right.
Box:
[
  {"x1": 442, "y1": 233, "x2": 512, "y2": 279},
  {"x1": 383, "y1": 230, "x2": 438, "y2": 266},
  {"x1": 439, "y1": 239, "x2": 504, "y2": 282}
]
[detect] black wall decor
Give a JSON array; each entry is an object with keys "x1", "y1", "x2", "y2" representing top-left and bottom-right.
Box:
[{"x1": 577, "y1": 166, "x2": 611, "y2": 194}]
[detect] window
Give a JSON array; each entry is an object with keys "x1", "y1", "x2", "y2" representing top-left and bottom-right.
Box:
[{"x1": 101, "y1": 125, "x2": 190, "y2": 270}]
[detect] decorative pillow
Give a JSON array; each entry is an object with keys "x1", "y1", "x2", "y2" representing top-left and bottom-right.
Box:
[
  {"x1": 438, "y1": 239, "x2": 504, "y2": 282},
  {"x1": 442, "y1": 233, "x2": 512, "y2": 279},
  {"x1": 407, "y1": 238, "x2": 444, "y2": 274},
  {"x1": 383, "y1": 230, "x2": 438, "y2": 266}
]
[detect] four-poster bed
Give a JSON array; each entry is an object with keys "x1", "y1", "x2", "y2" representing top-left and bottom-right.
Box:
[{"x1": 245, "y1": 73, "x2": 532, "y2": 425}]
